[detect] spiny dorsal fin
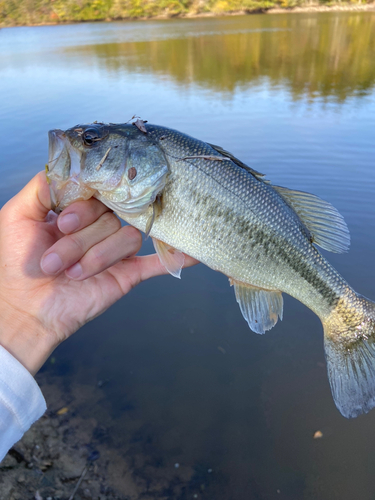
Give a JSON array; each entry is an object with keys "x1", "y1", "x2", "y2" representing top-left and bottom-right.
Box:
[
  {"x1": 207, "y1": 143, "x2": 266, "y2": 182},
  {"x1": 230, "y1": 279, "x2": 283, "y2": 334},
  {"x1": 273, "y1": 185, "x2": 350, "y2": 254},
  {"x1": 152, "y1": 238, "x2": 185, "y2": 279}
]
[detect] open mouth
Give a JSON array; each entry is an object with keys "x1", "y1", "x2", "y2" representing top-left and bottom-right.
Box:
[
  {"x1": 48, "y1": 130, "x2": 68, "y2": 172},
  {"x1": 47, "y1": 129, "x2": 95, "y2": 213}
]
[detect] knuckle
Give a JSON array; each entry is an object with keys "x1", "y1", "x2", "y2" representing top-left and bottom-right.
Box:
[
  {"x1": 100, "y1": 212, "x2": 121, "y2": 231},
  {"x1": 124, "y1": 225, "x2": 141, "y2": 241},
  {"x1": 122, "y1": 226, "x2": 142, "y2": 250},
  {"x1": 68, "y1": 232, "x2": 86, "y2": 252},
  {"x1": 90, "y1": 246, "x2": 106, "y2": 268}
]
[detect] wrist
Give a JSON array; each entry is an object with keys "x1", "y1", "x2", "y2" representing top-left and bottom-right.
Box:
[{"x1": 0, "y1": 304, "x2": 57, "y2": 376}]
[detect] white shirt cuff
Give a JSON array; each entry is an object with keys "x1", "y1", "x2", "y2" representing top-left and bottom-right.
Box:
[{"x1": 0, "y1": 345, "x2": 46, "y2": 462}]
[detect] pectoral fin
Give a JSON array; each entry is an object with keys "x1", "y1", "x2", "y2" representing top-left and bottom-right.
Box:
[
  {"x1": 153, "y1": 238, "x2": 185, "y2": 279},
  {"x1": 145, "y1": 195, "x2": 163, "y2": 238},
  {"x1": 230, "y1": 279, "x2": 283, "y2": 334},
  {"x1": 145, "y1": 205, "x2": 156, "y2": 239}
]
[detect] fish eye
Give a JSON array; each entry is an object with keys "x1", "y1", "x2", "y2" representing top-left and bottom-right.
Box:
[{"x1": 82, "y1": 128, "x2": 100, "y2": 146}]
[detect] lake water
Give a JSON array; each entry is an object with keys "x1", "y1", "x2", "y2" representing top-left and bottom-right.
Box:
[{"x1": 1, "y1": 11, "x2": 375, "y2": 499}]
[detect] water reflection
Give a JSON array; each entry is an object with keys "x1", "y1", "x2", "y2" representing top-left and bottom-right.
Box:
[
  {"x1": 67, "y1": 13, "x2": 375, "y2": 100},
  {"x1": 0, "y1": 11, "x2": 375, "y2": 500}
]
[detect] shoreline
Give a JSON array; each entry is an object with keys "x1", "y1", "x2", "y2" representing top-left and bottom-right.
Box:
[
  {"x1": 1, "y1": 2, "x2": 374, "y2": 29},
  {"x1": 267, "y1": 2, "x2": 375, "y2": 13},
  {"x1": 0, "y1": 375, "x2": 211, "y2": 499}
]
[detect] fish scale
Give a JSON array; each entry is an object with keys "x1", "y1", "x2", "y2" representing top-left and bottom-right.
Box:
[
  {"x1": 143, "y1": 125, "x2": 342, "y2": 317},
  {"x1": 47, "y1": 121, "x2": 375, "y2": 419}
]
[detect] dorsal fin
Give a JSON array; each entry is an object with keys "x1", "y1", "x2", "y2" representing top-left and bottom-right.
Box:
[
  {"x1": 273, "y1": 185, "x2": 350, "y2": 254},
  {"x1": 207, "y1": 143, "x2": 266, "y2": 182}
]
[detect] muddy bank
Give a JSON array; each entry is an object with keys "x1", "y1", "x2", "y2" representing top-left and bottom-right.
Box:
[{"x1": 0, "y1": 373, "x2": 215, "y2": 500}]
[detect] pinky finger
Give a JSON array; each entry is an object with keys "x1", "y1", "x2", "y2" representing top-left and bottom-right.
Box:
[{"x1": 106, "y1": 251, "x2": 200, "y2": 295}]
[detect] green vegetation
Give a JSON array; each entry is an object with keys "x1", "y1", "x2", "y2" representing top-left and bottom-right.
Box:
[{"x1": 0, "y1": 0, "x2": 373, "y2": 27}]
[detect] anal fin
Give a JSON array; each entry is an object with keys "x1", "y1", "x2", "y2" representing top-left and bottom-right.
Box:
[
  {"x1": 153, "y1": 238, "x2": 185, "y2": 279},
  {"x1": 230, "y1": 279, "x2": 283, "y2": 334}
]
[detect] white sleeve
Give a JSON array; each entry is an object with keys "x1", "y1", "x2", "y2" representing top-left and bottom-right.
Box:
[{"x1": 0, "y1": 345, "x2": 46, "y2": 462}]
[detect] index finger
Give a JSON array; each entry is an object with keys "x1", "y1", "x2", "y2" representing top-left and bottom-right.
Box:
[{"x1": 57, "y1": 198, "x2": 112, "y2": 234}]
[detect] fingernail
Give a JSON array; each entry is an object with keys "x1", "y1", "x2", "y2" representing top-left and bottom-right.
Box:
[
  {"x1": 41, "y1": 253, "x2": 63, "y2": 275},
  {"x1": 66, "y1": 262, "x2": 82, "y2": 279},
  {"x1": 58, "y1": 213, "x2": 79, "y2": 233}
]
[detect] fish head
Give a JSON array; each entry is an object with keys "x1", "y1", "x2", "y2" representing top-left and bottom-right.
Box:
[
  {"x1": 47, "y1": 124, "x2": 111, "y2": 213},
  {"x1": 47, "y1": 123, "x2": 169, "y2": 215}
]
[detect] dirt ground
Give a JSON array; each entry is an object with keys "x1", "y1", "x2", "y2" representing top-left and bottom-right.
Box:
[{"x1": 0, "y1": 374, "x2": 209, "y2": 500}]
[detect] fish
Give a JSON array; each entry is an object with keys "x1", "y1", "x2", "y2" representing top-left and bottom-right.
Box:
[{"x1": 47, "y1": 121, "x2": 375, "y2": 419}]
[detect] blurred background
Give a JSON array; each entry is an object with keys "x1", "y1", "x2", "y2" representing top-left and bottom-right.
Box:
[{"x1": 0, "y1": 10, "x2": 375, "y2": 500}]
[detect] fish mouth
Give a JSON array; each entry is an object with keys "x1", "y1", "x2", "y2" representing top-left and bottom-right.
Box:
[
  {"x1": 47, "y1": 130, "x2": 67, "y2": 211},
  {"x1": 47, "y1": 129, "x2": 95, "y2": 213},
  {"x1": 48, "y1": 129, "x2": 66, "y2": 170}
]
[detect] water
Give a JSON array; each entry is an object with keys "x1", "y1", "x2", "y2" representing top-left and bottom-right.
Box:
[{"x1": 1, "y1": 12, "x2": 375, "y2": 499}]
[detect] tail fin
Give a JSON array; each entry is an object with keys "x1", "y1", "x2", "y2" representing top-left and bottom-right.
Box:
[{"x1": 324, "y1": 294, "x2": 375, "y2": 418}]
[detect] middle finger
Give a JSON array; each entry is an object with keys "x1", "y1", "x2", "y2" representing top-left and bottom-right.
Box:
[
  {"x1": 57, "y1": 198, "x2": 112, "y2": 234},
  {"x1": 41, "y1": 212, "x2": 121, "y2": 275}
]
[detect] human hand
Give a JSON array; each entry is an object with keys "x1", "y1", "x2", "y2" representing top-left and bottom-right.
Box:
[{"x1": 0, "y1": 172, "x2": 197, "y2": 376}]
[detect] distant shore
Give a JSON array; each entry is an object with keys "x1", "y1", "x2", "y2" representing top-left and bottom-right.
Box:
[
  {"x1": 267, "y1": 2, "x2": 375, "y2": 13},
  {"x1": 1, "y1": 2, "x2": 374, "y2": 29},
  {"x1": 163, "y1": 2, "x2": 375, "y2": 17}
]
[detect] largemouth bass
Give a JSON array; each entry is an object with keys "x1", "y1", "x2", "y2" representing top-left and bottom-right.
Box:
[{"x1": 47, "y1": 121, "x2": 375, "y2": 419}]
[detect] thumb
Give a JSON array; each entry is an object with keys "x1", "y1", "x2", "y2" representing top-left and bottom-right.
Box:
[{"x1": 6, "y1": 171, "x2": 52, "y2": 221}]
